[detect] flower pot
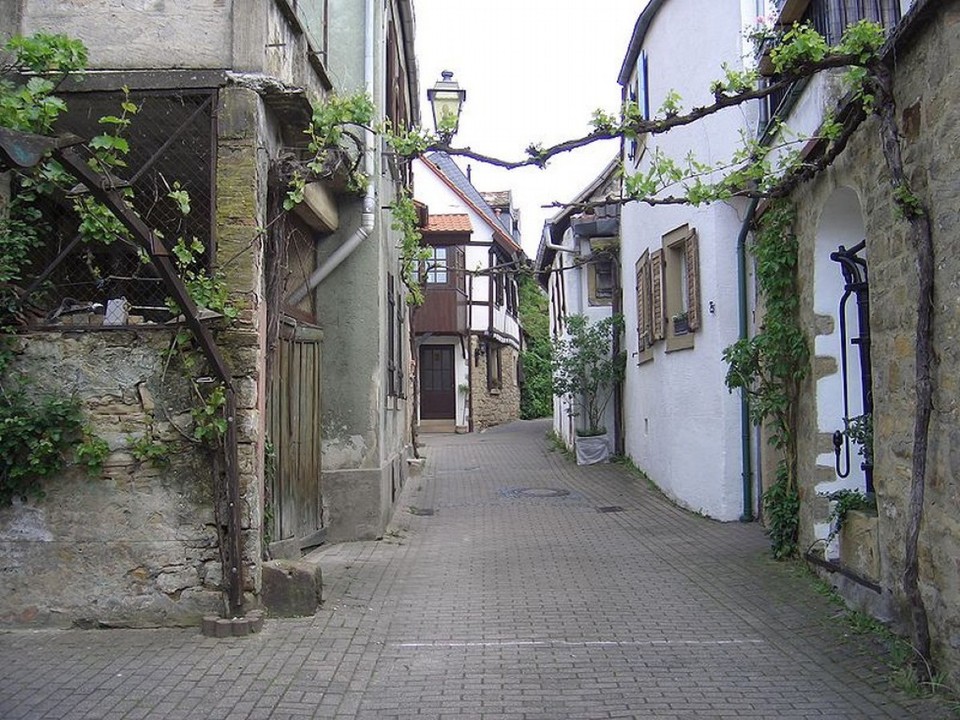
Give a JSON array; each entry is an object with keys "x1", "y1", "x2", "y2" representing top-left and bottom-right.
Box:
[{"x1": 575, "y1": 433, "x2": 610, "y2": 465}]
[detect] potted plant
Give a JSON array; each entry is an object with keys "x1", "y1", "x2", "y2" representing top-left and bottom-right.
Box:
[
  {"x1": 672, "y1": 311, "x2": 689, "y2": 335},
  {"x1": 551, "y1": 314, "x2": 625, "y2": 464}
]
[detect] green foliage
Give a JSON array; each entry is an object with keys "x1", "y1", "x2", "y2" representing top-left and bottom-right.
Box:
[
  {"x1": 384, "y1": 122, "x2": 436, "y2": 157},
  {"x1": 763, "y1": 461, "x2": 800, "y2": 559},
  {"x1": 822, "y1": 487, "x2": 874, "y2": 543},
  {"x1": 518, "y1": 275, "x2": 552, "y2": 419},
  {"x1": 657, "y1": 90, "x2": 683, "y2": 118},
  {"x1": 710, "y1": 64, "x2": 759, "y2": 97},
  {"x1": 893, "y1": 183, "x2": 923, "y2": 220},
  {"x1": 75, "y1": 432, "x2": 109, "y2": 473},
  {"x1": 129, "y1": 435, "x2": 170, "y2": 466},
  {"x1": 552, "y1": 314, "x2": 625, "y2": 435},
  {"x1": 164, "y1": 236, "x2": 237, "y2": 320},
  {"x1": 770, "y1": 23, "x2": 830, "y2": 73},
  {"x1": 723, "y1": 202, "x2": 808, "y2": 451},
  {"x1": 723, "y1": 201, "x2": 808, "y2": 558},
  {"x1": 845, "y1": 412, "x2": 873, "y2": 466},
  {"x1": 0, "y1": 34, "x2": 110, "y2": 504},
  {"x1": 285, "y1": 92, "x2": 376, "y2": 208},
  {"x1": 0, "y1": 34, "x2": 86, "y2": 133},
  {"x1": 389, "y1": 187, "x2": 430, "y2": 305},
  {"x1": 590, "y1": 108, "x2": 619, "y2": 134},
  {"x1": 191, "y1": 383, "x2": 227, "y2": 446},
  {"x1": 4, "y1": 33, "x2": 87, "y2": 74},
  {"x1": 87, "y1": 88, "x2": 138, "y2": 172},
  {"x1": 0, "y1": 386, "x2": 87, "y2": 505},
  {"x1": 837, "y1": 20, "x2": 887, "y2": 62}
]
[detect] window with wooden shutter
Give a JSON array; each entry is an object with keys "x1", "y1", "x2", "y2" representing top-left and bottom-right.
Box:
[
  {"x1": 684, "y1": 229, "x2": 701, "y2": 331},
  {"x1": 634, "y1": 251, "x2": 653, "y2": 363},
  {"x1": 387, "y1": 273, "x2": 397, "y2": 396},
  {"x1": 662, "y1": 224, "x2": 699, "y2": 352},
  {"x1": 650, "y1": 249, "x2": 664, "y2": 341}
]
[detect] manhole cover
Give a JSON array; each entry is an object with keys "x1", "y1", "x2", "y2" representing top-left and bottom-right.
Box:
[
  {"x1": 407, "y1": 506, "x2": 435, "y2": 516},
  {"x1": 597, "y1": 506, "x2": 625, "y2": 513},
  {"x1": 502, "y1": 487, "x2": 571, "y2": 499}
]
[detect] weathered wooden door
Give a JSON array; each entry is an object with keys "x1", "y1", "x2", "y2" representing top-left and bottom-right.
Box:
[
  {"x1": 420, "y1": 344, "x2": 456, "y2": 419},
  {"x1": 266, "y1": 321, "x2": 324, "y2": 557}
]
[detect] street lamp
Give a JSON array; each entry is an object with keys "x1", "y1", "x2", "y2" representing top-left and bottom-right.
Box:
[{"x1": 427, "y1": 70, "x2": 466, "y2": 142}]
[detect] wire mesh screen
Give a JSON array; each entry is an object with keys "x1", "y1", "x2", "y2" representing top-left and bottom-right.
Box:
[{"x1": 19, "y1": 89, "x2": 216, "y2": 327}]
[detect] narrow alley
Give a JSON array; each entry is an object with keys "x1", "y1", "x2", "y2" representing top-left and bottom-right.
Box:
[{"x1": 0, "y1": 420, "x2": 952, "y2": 719}]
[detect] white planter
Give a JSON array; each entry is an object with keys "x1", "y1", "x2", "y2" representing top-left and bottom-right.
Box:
[{"x1": 575, "y1": 433, "x2": 610, "y2": 465}]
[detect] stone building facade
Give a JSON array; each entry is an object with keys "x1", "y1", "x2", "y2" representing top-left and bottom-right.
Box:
[
  {"x1": 0, "y1": 328, "x2": 260, "y2": 627},
  {"x1": 469, "y1": 337, "x2": 521, "y2": 431},
  {"x1": 784, "y1": 0, "x2": 960, "y2": 681},
  {"x1": 1, "y1": 0, "x2": 418, "y2": 626}
]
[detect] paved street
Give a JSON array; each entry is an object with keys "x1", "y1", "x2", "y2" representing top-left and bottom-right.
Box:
[{"x1": 0, "y1": 419, "x2": 954, "y2": 719}]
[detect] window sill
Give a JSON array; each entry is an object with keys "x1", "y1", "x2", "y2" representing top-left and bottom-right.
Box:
[
  {"x1": 636, "y1": 349, "x2": 654, "y2": 365},
  {"x1": 665, "y1": 332, "x2": 695, "y2": 353}
]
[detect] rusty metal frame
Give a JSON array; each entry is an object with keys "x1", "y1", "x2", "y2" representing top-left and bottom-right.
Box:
[
  {"x1": 0, "y1": 127, "x2": 245, "y2": 617},
  {"x1": 54, "y1": 145, "x2": 245, "y2": 618}
]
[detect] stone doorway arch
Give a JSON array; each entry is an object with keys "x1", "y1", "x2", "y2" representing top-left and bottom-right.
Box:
[{"x1": 812, "y1": 187, "x2": 871, "y2": 540}]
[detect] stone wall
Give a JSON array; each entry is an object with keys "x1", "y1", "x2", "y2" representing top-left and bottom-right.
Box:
[
  {"x1": 0, "y1": 330, "x2": 226, "y2": 627},
  {"x1": 789, "y1": 3, "x2": 960, "y2": 680},
  {"x1": 470, "y1": 336, "x2": 521, "y2": 431},
  {"x1": 0, "y1": 85, "x2": 270, "y2": 627}
]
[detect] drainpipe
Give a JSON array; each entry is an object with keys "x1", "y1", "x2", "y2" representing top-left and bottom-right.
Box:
[
  {"x1": 287, "y1": 0, "x2": 377, "y2": 305},
  {"x1": 738, "y1": 197, "x2": 760, "y2": 522}
]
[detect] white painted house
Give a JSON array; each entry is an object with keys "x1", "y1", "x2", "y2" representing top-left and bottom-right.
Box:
[
  {"x1": 413, "y1": 152, "x2": 525, "y2": 432},
  {"x1": 617, "y1": 0, "x2": 766, "y2": 520},
  {"x1": 536, "y1": 158, "x2": 621, "y2": 456}
]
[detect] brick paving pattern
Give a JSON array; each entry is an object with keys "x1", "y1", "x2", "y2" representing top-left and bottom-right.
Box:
[{"x1": 0, "y1": 419, "x2": 954, "y2": 719}]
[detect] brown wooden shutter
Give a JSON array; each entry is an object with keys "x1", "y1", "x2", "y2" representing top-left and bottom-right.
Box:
[
  {"x1": 635, "y1": 251, "x2": 650, "y2": 349},
  {"x1": 684, "y1": 230, "x2": 701, "y2": 331},
  {"x1": 650, "y1": 249, "x2": 664, "y2": 341}
]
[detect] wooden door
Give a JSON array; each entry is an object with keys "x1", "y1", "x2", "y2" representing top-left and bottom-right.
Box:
[
  {"x1": 266, "y1": 320, "x2": 324, "y2": 557},
  {"x1": 420, "y1": 344, "x2": 456, "y2": 419}
]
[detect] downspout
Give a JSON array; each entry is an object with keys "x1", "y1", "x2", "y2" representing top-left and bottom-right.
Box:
[
  {"x1": 487, "y1": 245, "x2": 495, "y2": 347},
  {"x1": 738, "y1": 197, "x2": 760, "y2": 522},
  {"x1": 468, "y1": 270, "x2": 475, "y2": 432},
  {"x1": 544, "y1": 240, "x2": 577, "y2": 254},
  {"x1": 287, "y1": 0, "x2": 377, "y2": 305}
]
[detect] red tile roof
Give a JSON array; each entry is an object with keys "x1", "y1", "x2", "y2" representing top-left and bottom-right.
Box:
[{"x1": 423, "y1": 214, "x2": 472, "y2": 233}]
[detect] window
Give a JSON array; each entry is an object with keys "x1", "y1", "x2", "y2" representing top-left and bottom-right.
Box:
[
  {"x1": 487, "y1": 342, "x2": 503, "y2": 390},
  {"x1": 662, "y1": 225, "x2": 700, "y2": 352},
  {"x1": 387, "y1": 273, "x2": 405, "y2": 397},
  {"x1": 634, "y1": 225, "x2": 701, "y2": 358},
  {"x1": 505, "y1": 277, "x2": 519, "y2": 316},
  {"x1": 802, "y1": 0, "x2": 901, "y2": 46},
  {"x1": 634, "y1": 249, "x2": 662, "y2": 364},
  {"x1": 387, "y1": 273, "x2": 397, "y2": 396},
  {"x1": 588, "y1": 258, "x2": 615, "y2": 306},
  {"x1": 425, "y1": 246, "x2": 448, "y2": 284},
  {"x1": 627, "y1": 50, "x2": 649, "y2": 164},
  {"x1": 495, "y1": 271, "x2": 505, "y2": 307}
]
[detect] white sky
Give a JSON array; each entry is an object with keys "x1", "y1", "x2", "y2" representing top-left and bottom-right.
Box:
[{"x1": 413, "y1": 0, "x2": 649, "y2": 257}]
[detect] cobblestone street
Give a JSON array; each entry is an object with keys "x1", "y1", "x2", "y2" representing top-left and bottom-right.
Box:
[{"x1": 0, "y1": 419, "x2": 954, "y2": 719}]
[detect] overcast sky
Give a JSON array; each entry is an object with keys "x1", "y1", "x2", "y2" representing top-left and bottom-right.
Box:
[{"x1": 413, "y1": 0, "x2": 649, "y2": 257}]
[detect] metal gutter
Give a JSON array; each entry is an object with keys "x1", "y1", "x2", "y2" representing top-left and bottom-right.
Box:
[
  {"x1": 286, "y1": 0, "x2": 377, "y2": 305},
  {"x1": 737, "y1": 197, "x2": 760, "y2": 522}
]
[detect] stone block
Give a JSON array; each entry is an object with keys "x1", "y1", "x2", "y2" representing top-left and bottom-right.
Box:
[
  {"x1": 261, "y1": 559, "x2": 322, "y2": 617},
  {"x1": 840, "y1": 509, "x2": 881, "y2": 582}
]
